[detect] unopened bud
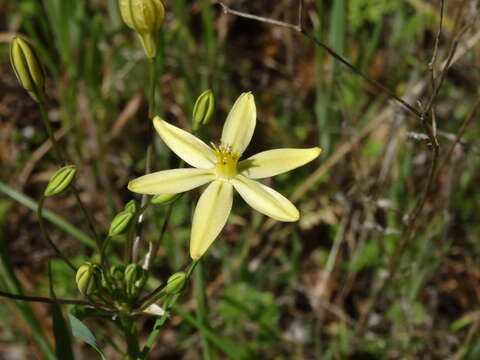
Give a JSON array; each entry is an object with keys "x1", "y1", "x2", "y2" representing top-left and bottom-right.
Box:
[
  {"x1": 76, "y1": 262, "x2": 102, "y2": 296},
  {"x1": 165, "y1": 272, "x2": 186, "y2": 295},
  {"x1": 118, "y1": 0, "x2": 165, "y2": 58},
  {"x1": 110, "y1": 265, "x2": 125, "y2": 281},
  {"x1": 124, "y1": 200, "x2": 138, "y2": 214},
  {"x1": 109, "y1": 211, "x2": 134, "y2": 236},
  {"x1": 124, "y1": 263, "x2": 148, "y2": 297},
  {"x1": 151, "y1": 193, "x2": 182, "y2": 205},
  {"x1": 44, "y1": 165, "x2": 77, "y2": 197},
  {"x1": 192, "y1": 90, "x2": 215, "y2": 131},
  {"x1": 10, "y1": 36, "x2": 45, "y2": 102}
]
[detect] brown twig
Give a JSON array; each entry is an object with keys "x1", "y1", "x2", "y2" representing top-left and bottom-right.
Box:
[
  {"x1": 217, "y1": 1, "x2": 422, "y2": 119},
  {"x1": 436, "y1": 98, "x2": 480, "y2": 175}
]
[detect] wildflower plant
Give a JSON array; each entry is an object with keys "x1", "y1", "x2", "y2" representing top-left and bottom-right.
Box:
[
  {"x1": 3, "y1": 0, "x2": 457, "y2": 358},
  {"x1": 3, "y1": 1, "x2": 321, "y2": 355}
]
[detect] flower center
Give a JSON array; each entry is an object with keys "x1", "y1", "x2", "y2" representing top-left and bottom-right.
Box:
[{"x1": 211, "y1": 142, "x2": 239, "y2": 180}]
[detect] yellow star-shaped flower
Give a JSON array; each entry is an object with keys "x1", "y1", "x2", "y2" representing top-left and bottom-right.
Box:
[{"x1": 128, "y1": 92, "x2": 322, "y2": 260}]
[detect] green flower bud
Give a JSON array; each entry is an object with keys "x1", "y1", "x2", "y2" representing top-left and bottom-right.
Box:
[
  {"x1": 108, "y1": 211, "x2": 134, "y2": 236},
  {"x1": 192, "y1": 90, "x2": 215, "y2": 131},
  {"x1": 110, "y1": 265, "x2": 125, "y2": 281},
  {"x1": 10, "y1": 36, "x2": 45, "y2": 102},
  {"x1": 124, "y1": 263, "x2": 148, "y2": 297},
  {"x1": 124, "y1": 200, "x2": 138, "y2": 214},
  {"x1": 151, "y1": 193, "x2": 182, "y2": 205},
  {"x1": 165, "y1": 272, "x2": 187, "y2": 295},
  {"x1": 76, "y1": 262, "x2": 102, "y2": 296},
  {"x1": 44, "y1": 165, "x2": 77, "y2": 197},
  {"x1": 118, "y1": 0, "x2": 165, "y2": 58}
]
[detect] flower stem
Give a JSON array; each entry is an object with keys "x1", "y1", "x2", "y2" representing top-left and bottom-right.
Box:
[
  {"x1": 38, "y1": 99, "x2": 101, "y2": 250},
  {"x1": 131, "y1": 56, "x2": 157, "y2": 264},
  {"x1": 0, "y1": 288, "x2": 88, "y2": 306},
  {"x1": 148, "y1": 56, "x2": 157, "y2": 118},
  {"x1": 38, "y1": 99, "x2": 65, "y2": 165},
  {"x1": 194, "y1": 262, "x2": 213, "y2": 360},
  {"x1": 120, "y1": 316, "x2": 140, "y2": 359},
  {"x1": 38, "y1": 195, "x2": 76, "y2": 271}
]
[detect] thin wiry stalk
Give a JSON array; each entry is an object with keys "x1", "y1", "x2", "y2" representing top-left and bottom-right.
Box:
[
  {"x1": 217, "y1": 1, "x2": 422, "y2": 119},
  {"x1": 38, "y1": 99, "x2": 101, "y2": 249},
  {"x1": 38, "y1": 195, "x2": 76, "y2": 271},
  {"x1": 0, "y1": 289, "x2": 89, "y2": 306}
]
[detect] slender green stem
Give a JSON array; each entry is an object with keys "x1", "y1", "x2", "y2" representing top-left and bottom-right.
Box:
[
  {"x1": 0, "y1": 289, "x2": 88, "y2": 306},
  {"x1": 38, "y1": 99, "x2": 65, "y2": 165},
  {"x1": 100, "y1": 235, "x2": 112, "y2": 270},
  {"x1": 120, "y1": 316, "x2": 140, "y2": 359},
  {"x1": 38, "y1": 195, "x2": 76, "y2": 271},
  {"x1": 146, "y1": 202, "x2": 173, "y2": 270},
  {"x1": 186, "y1": 260, "x2": 199, "y2": 278},
  {"x1": 71, "y1": 185, "x2": 102, "y2": 251},
  {"x1": 124, "y1": 221, "x2": 136, "y2": 264},
  {"x1": 195, "y1": 262, "x2": 213, "y2": 360},
  {"x1": 38, "y1": 99, "x2": 101, "y2": 250},
  {"x1": 132, "y1": 146, "x2": 153, "y2": 263},
  {"x1": 127, "y1": 198, "x2": 152, "y2": 264},
  {"x1": 131, "y1": 56, "x2": 157, "y2": 264},
  {"x1": 148, "y1": 57, "x2": 157, "y2": 118}
]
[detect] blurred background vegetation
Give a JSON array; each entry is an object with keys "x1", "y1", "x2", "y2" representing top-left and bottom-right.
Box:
[{"x1": 1, "y1": 0, "x2": 480, "y2": 359}]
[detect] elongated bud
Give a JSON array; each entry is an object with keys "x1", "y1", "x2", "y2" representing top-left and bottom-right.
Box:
[
  {"x1": 118, "y1": 0, "x2": 165, "y2": 58},
  {"x1": 76, "y1": 262, "x2": 102, "y2": 296},
  {"x1": 192, "y1": 90, "x2": 215, "y2": 131},
  {"x1": 124, "y1": 264, "x2": 148, "y2": 297},
  {"x1": 165, "y1": 272, "x2": 187, "y2": 295},
  {"x1": 44, "y1": 165, "x2": 77, "y2": 197},
  {"x1": 124, "y1": 200, "x2": 137, "y2": 214},
  {"x1": 10, "y1": 36, "x2": 45, "y2": 102},
  {"x1": 151, "y1": 193, "x2": 182, "y2": 205},
  {"x1": 109, "y1": 211, "x2": 134, "y2": 236}
]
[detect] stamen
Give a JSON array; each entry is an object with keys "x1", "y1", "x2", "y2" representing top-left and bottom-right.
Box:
[{"x1": 212, "y1": 141, "x2": 239, "y2": 179}]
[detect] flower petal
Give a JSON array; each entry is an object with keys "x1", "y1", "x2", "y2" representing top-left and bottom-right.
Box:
[
  {"x1": 221, "y1": 92, "x2": 256, "y2": 156},
  {"x1": 128, "y1": 168, "x2": 214, "y2": 195},
  {"x1": 239, "y1": 147, "x2": 322, "y2": 179},
  {"x1": 231, "y1": 175, "x2": 299, "y2": 221},
  {"x1": 190, "y1": 180, "x2": 233, "y2": 260},
  {"x1": 153, "y1": 117, "x2": 215, "y2": 169}
]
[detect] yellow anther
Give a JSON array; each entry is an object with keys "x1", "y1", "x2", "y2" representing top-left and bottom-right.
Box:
[{"x1": 212, "y1": 142, "x2": 239, "y2": 180}]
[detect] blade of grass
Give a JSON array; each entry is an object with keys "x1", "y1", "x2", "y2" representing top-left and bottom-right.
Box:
[
  {"x1": 0, "y1": 181, "x2": 95, "y2": 248},
  {"x1": 0, "y1": 202, "x2": 56, "y2": 360},
  {"x1": 315, "y1": 0, "x2": 346, "y2": 154},
  {"x1": 172, "y1": 304, "x2": 251, "y2": 360}
]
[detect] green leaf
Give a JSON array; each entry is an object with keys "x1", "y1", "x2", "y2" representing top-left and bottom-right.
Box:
[
  {"x1": 69, "y1": 314, "x2": 106, "y2": 360},
  {"x1": 49, "y1": 263, "x2": 74, "y2": 360},
  {"x1": 52, "y1": 305, "x2": 75, "y2": 359}
]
